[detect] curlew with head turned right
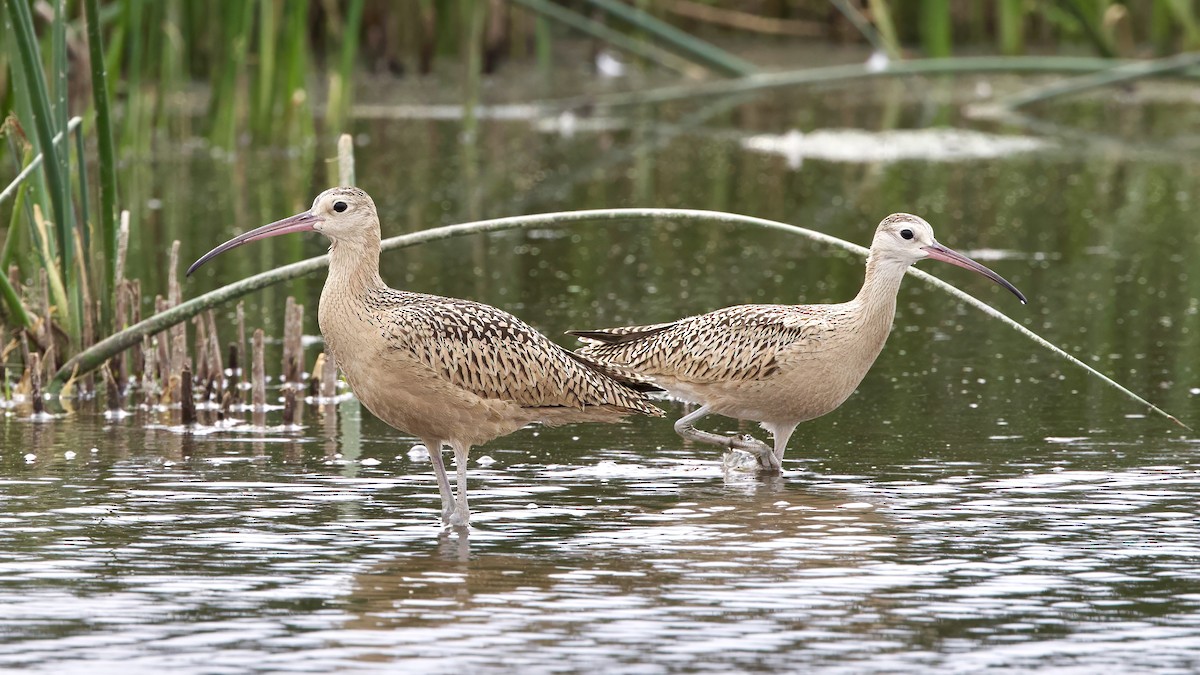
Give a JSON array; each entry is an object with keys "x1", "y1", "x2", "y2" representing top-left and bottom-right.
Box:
[
  {"x1": 572, "y1": 213, "x2": 1027, "y2": 472},
  {"x1": 188, "y1": 188, "x2": 662, "y2": 528}
]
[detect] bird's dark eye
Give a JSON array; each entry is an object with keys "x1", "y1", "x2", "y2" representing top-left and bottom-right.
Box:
[
  {"x1": 333, "y1": 201, "x2": 348, "y2": 213},
  {"x1": 900, "y1": 228, "x2": 914, "y2": 240}
]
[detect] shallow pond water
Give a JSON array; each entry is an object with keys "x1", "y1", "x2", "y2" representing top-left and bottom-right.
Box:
[{"x1": 3, "y1": 71, "x2": 1200, "y2": 673}]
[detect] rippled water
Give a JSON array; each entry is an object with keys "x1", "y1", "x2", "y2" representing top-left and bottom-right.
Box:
[
  {"x1": 3, "y1": 68, "x2": 1200, "y2": 672},
  {"x1": 4, "y1": 401, "x2": 1200, "y2": 673}
]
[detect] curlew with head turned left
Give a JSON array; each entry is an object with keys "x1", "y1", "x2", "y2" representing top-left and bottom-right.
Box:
[
  {"x1": 572, "y1": 214, "x2": 1026, "y2": 472},
  {"x1": 188, "y1": 187, "x2": 662, "y2": 528}
]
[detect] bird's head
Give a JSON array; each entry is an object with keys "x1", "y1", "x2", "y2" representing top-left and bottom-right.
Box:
[
  {"x1": 869, "y1": 213, "x2": 1027, "y2": 304},
  {"x1": 187, "y1": 187, "x2": 379, "y2": 276}
]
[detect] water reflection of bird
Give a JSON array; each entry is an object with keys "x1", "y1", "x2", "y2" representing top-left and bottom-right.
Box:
[
  {"x1": 573, "y1": 214, "x2": 1026, "y2": 472},
  {"x1": 188, "y1": 187, "x2": 662, "y2": 528}
]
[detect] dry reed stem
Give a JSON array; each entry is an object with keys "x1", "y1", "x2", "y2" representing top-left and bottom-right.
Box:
[
  {"x1": 193, "y1": 315, "x2": 209, "y2": 388},
  {"x1": 104, "y1": 361, "x2": 122, "y2": 412},
  {"x1": 167, "y1": 242, "x2": 186, "y2": 379},
  {"x1": 205, "y1": 310, "x2": 223, "y2": 392},
  {"x1": 236, "y1": 301, "x2": 246, "y2": 375},
  {"x1": 129, "y1": 280, "x2": 143, "y2": 379},
  {"x1": 252, "y1": 328, "x2": 265, "y2": 410},
  {"x1": 282, "y1": 297, "x2": 297, "y2": 386},
  {"x1": 29, "y1": 351, "x2": 43, "y2": 415},
  {"x1": 282, "y1": 387, "x2": 296, "y2": 425},
  {"x1": 180, "y1": 362, "x2": 195, "y2": 426},
  {"x1": 227, "y1": 341, "x2": 241, "y2": 406}
]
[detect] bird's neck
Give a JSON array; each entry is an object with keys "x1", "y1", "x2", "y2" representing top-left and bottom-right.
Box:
[
  {"x1": 325, "y1": 237, "x2": 385, "y2": 297},
  {"x1": 852, "y1": 253, "x2": 908, "y2": 331}
]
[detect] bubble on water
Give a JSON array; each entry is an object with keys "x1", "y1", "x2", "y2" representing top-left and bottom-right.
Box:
[
  {"x1": 90, "y1": 447, "x2": 99, "y2": 453},
  {"x1": 361, "y1": 458, "x2": 381, "y2": 466},
  {"x1": 64, "y1": 451, "x2": 76, "y2": 460},
  {"x1": 1190, "y1": 387, "x2": 1200, "y2": 396},
  {"x1": 408, "y1": 445, "x2": 430, "y2": 461},
  {"x1": 477, "y1": 455, "x2": 496, "y2": 466},
  {"x1": 23, "y1": 453, "x2": 36, "y2": 463}
]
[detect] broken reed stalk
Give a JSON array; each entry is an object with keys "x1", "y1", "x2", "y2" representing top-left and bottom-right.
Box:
[
  {"x1": 251, "y1": 328, "x2": 266, "y2": 428},
  {"x1": 29, "y1": 351, "x2": 43, "y2": 415},
  {"x1": 193, "y1": 314, "x2": 209, "y2": 387},
  {"x1": 180, "y1": 362, "x2": 195, "y2": 425},
  {"x1": 170, "y1": 324, "x2": 186, "y2": 404},
  {"x1": 113, "y1": 274, "x2": 128, "y2": 383},
  {"x1": 290, "y1": 300, "x2": 303, "y2": 385},
  {"x1": 227, "y1": 341, "x2": 241, "y2": 405},
  {"x1": 142, "y1": 323, "x2": 158, "y2": 404},
  {"x1": 129, "y1": 280, "x2": 143, "y2": 381},
  {"x1": 282, "y1": 387, "x2": 296, "y2": 426},
  {"x1": 251, "y1": 328, "x2": 265, "y2": 410},
  {"x1": 205, "y1": 310, "x2": 224, "y2": 395},
  {"x1": 104, "y1": 361, "x2": 122, "y2": 413},
  {"x1": 167, "y1": 241, "x2": 186, "y2": 380},
  {"x1": 282, "y1": 296, "x2": 303, "y2": 387},
  {"x1": 236, "y1": 301, "x2": 246, "y2": 376}
]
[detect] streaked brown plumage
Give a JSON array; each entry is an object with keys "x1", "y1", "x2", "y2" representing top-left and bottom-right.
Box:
[
  {"x1": 189, "y1": 187, "x2": 661, "y2": 528},
  {"x1": 573, "y1": 213, "x2": 1026, "y2": 472}
]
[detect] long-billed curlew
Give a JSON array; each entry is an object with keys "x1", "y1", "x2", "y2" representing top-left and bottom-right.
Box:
[
  {"x1": 188, "y1": 187, "x2": 662, "y2": 527},
  {"x1": 571, "y1": 213, "x2": 1026, "y2": 472}
]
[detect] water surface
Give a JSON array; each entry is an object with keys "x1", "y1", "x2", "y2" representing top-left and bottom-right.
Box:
[{"x1": 2, "y1": 71, "x2": 1200, "y2": 673}]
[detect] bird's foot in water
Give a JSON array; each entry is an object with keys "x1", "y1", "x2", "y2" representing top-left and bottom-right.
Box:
[
  {"x1": 448, "y1": 508, "x2": 471, "y2": 530},
  {"x1": 720, "y1": 432, "x2": 777, "y2": 470},
  {"x1": 722, "y1": 435, "x2": 778, "y2": 473},
  {"x1": 721, "y1": 448, "x2": 760, "y2": 473}
]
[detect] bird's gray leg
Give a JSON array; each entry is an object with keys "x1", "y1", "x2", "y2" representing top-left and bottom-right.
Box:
[
  {"x1": 757, "y1": 424, "x2": 797, "y2": 473},
  {"x1": 423, "y1": 438, "x2": 456, "y2": 525},
  {"x1": 674, "y1": 405, "x2": 772, "y2": 458},
  {"x1": 449, "y1": 442, "x2": 471, "y2": 528}
]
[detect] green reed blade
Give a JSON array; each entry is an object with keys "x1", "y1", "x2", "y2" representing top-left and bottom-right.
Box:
[
  {"x1": 327, "y1": 0, "x2": 365, "y2": 133},
  {"x1": 3, "y1": 0, "x2": 73, "y2": 277},
  {"x1": 921, "y1": 0, "x2": 952, "y2": 58},
  {"x1": 84, "y1": 0, "x2": 119, "y2": 308},
  {"x1": 581, "y1": 0, "x2": 756, "y2": 76},
  {"x1": 997, "y1": 0, "x2": 1025, "y2": 55},
  {"x1": 253, "y1": 0, "x2": 279, "y2": 137}
]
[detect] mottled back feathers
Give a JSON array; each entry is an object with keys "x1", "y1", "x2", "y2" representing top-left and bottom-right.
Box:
[
  {"x1": 368, "y1": 288, "x2": 662, "y2": 416},
  {"x1": 572, "y1": 304, "x2": 847, "y2": 383}
]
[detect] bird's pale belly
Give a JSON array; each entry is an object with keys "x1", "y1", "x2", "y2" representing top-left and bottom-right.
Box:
[
  {"x1": 328, "y1": 342, "x2": 531, "y2": 446},
  {"x1": 661, "y1": 350, "x2": 877, "y2": 427}
]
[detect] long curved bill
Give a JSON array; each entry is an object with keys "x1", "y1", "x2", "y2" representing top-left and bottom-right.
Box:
[
  {"x1": 186, "y1": 211, "x2": 320, "y2": 276},
  {"x1": 923, "y1": 241, "x2": 1028, "y2": 304}
]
